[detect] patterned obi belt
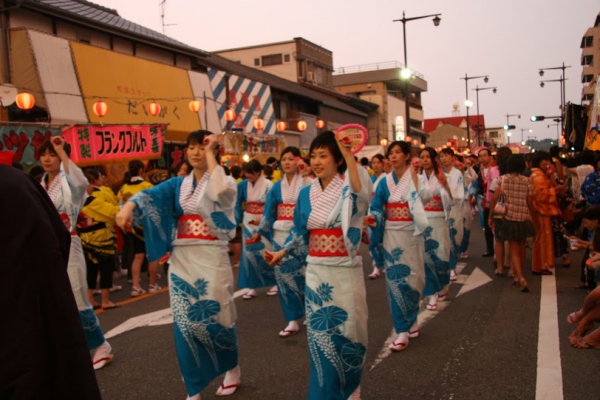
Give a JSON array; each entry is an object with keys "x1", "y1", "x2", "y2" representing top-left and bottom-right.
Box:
[
  {"x1": 59, "y1": 213, "x2": 77, "y2": 236},
  {"x1": 246, "y1": 202, "x2": 264, "y2": 215},
  {"x1": 277, "y1": 203, "x2": 295, "y2": 221},
  {"x1": 309, "y1": 228, "x2": 348, "y2": 257},
  {"x1": 424, "y1": 196, "x2": 443, "y2": 212},
  {"x1": 385, "y1": 203, "x2": 413, "y2": 222},
  {"x1": 177, "y1": 215, "x2": 218, "y2": 241}
]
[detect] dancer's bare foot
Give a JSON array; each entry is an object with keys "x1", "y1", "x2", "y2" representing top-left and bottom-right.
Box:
[{"x1": 571, "y1": 327, "x2": 600, "y2": 349}]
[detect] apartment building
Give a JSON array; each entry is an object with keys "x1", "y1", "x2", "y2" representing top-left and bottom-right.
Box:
[{"x1": 581, "y1": 12, "x2": 600, "y2": 105}]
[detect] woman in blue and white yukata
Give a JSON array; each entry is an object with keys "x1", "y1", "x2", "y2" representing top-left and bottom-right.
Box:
[
  {"x1": 116, "y1": 131, "x2": 241, "y2": 399},
  {"x1": 367, "y1": 154, "x2": 387, "y2": 279},
  {"x1": 370, "y1": 140, "x2": 429, "y2": 353},
  {"x1": 253, "y1": 146, "x2": 312, "y2": 337},
  {"x1": 267, "y1": 131, "x2": 372, "y2": 400},
  {"x1": 439, "y1": 148, "x2": 465, "y2": 282},
  {"x1": 235, "y1": 159, "x2": 276, "y2": 299},
  {"x1": 39, "y1": 137, "x2": 113, "y2": 370},
  {"x1": 418, "y1": 147, "x2": 453, "y2": 311}
]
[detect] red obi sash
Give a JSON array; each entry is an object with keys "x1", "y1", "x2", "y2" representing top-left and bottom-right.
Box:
[
  {"x1": 385, "y1": 203, "x2": 413, "y2": 222},
  {"x1": 424, "y1": 196, "x2": 444, "y2": 212},
  {"x1": 177, "y1": 215, "x2": 218, "y2": 240},
  {"x1": 309, "y1": 228, "x2": 348, "y2": 257},
  {"x1": 60, "y1": 213, "x2": 77, "y2": 236},
  {"x1": 277, "y1": 203, "x2": 295, "y2": 221},
  {"x1": 246, "y1": 202, "x2": 264, "y2": 215}
]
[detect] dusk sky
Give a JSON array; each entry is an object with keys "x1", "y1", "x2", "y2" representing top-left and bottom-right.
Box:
[{"x1": 93, "y1": 0, "x2": 599, "y2": 142}]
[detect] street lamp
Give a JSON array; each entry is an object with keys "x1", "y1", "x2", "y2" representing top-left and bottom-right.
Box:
[
  {"x1": 460, "y1": 74, "x2": 489, "y2": 150},
  {"x1": 507, "y1": 131, "x2": 512, "y2": 145},
  {"x1": 539, "y1": 62, "x2": 570, "y2": 145},
  {"x1": 548, "y1": 119, "x2": 560, "y2": 141},
  {"x1": 394, "y1": 11, "x2": 442, "y2": 139},
  {"x1": 520, "y1": 128, "x2": 532, "y2": 146},
  {"x1": 472, "y1": 86, "x2": 497, "y2": 146}
]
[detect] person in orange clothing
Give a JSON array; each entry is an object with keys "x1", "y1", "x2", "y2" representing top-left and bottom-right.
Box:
[{"x1": 530, "y1": 151, "x2": 563, "y2": 274}]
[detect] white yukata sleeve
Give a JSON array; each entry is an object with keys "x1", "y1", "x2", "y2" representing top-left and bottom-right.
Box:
[
  {"x1": 206, "y1": 165, "x2": 237, "y2": 209},
  {"x1": 64, "y1": 159, "x2": 89, "y2": 209}
]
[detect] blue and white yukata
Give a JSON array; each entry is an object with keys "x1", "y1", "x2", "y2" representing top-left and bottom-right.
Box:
[
  {"x1": 420, "y1": 171, "x2": 452, "y2": 296},
  {"x1": 258, "y1": 174, "x2": 312, "y2": 322},
  {"x1": 235, "y1": 176, "x2": 276, "y2": 289},
  {"x1": 461, "y1": 166, "x2": 478, "y2": 254},
  {"x1": 444, "y1": 167, "x2": 465, "y2": 271},
  {"x1": 131, "y1": 167, "x2": 239, "y2": 397},
  {"x1": 284, "y1": 169, "x2": 372, "y2": 400},
  {"x1": 370, "y1": 170, "x2": 429, "y2": 335},
  {"x1": 368, "y1": 173, "x2": 387, "y2": 270},
  {"x1": 42, "y1": 160, "x2": 106, "y2": 351}
]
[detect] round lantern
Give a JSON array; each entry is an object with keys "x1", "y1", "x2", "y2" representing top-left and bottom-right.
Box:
[
  {"x1": 225, "y1": 109, "x2": 236, "y2": 122},
  {"x1": 420, "y1": 144, "x2": 425, "y2": 149},
  {"x1": 253, "y1": 117, "x2": 264, "y2": 131},
  {"x1": 147, "y1": 102, "x2": 161, "y2": 116},
  {"x1": 380, "y1": 138, "x2": 388, "y2": 147},
  {"x1": 16, "y1": 92, "x2": 35, "y2": 110},
  {"x1": 297, "y1": 120, "x2": 307, "y2": 132},
  {"x1": 93, "y1": 101, "x2": 109, "y2": 117},
  {"x1": 189, "y1": 100, "x2": 202, "y2": 112},
  {"x1": 412, "y1": 139, "x2": 419, "y2": 146},
  {"x1": 276, "y1": 121, "x2": 287, "y2": 131},
  {"x1": 405, "y1": 136, "x2": 412, "y2": 142},
  {"x1": 316, "y1": 119, "x2": 325, "y2": 129}
]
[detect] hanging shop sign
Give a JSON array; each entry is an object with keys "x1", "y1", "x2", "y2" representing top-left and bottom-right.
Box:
[
  {"x1": 0, "y1": 125, "x2": 62, "y2": 166},
  {"x1": 62, "y1": 124, "x2": 167, "y2": 165},
  {"x1": 223, "y1": 132, "x2": 286, "y2": 155}
]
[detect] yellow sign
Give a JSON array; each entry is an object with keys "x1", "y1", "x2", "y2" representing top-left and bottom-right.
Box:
[{"x1": 71, "y1": 42, "x2": 200, "y2": 141}]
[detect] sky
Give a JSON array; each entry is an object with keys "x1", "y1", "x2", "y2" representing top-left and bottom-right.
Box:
[{"x1": 91, "y1": 0, "x2": 599, "y2": 142}]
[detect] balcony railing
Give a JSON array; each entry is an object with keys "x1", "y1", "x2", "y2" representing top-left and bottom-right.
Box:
[{"x1": 334, "y1": 61, "x2": 424, "y2": 79}]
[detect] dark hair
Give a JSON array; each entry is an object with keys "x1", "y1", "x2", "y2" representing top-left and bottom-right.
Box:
[
  {"x1": 496, "y1": 147, "x2": 513, "y2": 175},
  {"x1": 580, "y1": 150, "x2": 595, "y2": 166},
  {"x1": 419, "y1": 147, "x2": 439, "y2": 171},
  {"x1": 263, "y1": 164, "x2": 274, "y2": 179},
  {"x1": 86, "y1": 167, "x2": 102, "y2": 182},
  {"x1": 549, "y1": 145, "x2": 560, "y2": 158},
  {"x1": 531, "y1": 151, "x2": 551, "y2": 169},
  {"x1": 506, "y1": 154, "x2": 526, "y2": 174},
  {"x1": 594, "y1": 153, "x2": 600, "y2": 171},
  {"x1": 128, "y1": 160, "x2": 145, "y2": 178},
  {"x1": 360, "y1": 157, "x2": 369, "y2": 166},
  {"x1": 582, "y1": 206, "x2": 600, "y2": 221},
  {"x1": 386, "y1": 141, "x2": 411, "y2": 165},
  {"x1": 280, "y1": 146, "x2": 301, "y2": 160},
  {"x1": 266, "y1": 156, "x2": 277, "y2": 165},
  {"x1": 478, "y1": 148, "x2": 491, "y2": 157},
  {"x1": 371, "y1": 154, "x2": 385, "y2": 164},
  {"x1": 173, "y1": 159, "x2": 191, "y2": 175},
  {"x1": 29, "y1": 165, "x2": 44, "y2": 178},
  {"x1": 39, "y1": 138, "x2": 71, "y2": 158},
  {"x1": 12, "y1": 161, "x2": 23, "y2": 170},
  {"x1": 440, "y1": 148, "x2": 455, "y2": 157},
  {"x1": 243, "y1": 159, "x2": 263, "y2": 174},
  {"x1": 566, "y1": 157, "x2": 578, "y2": 169},
  {"x1": 231, "y1": 165, "x2": 242, "y2": 179},
  {"x1": 309, "y1": 131, "x2": 347, "y2": 174},
  {"x1": 223, "y1": 166, "x2": 230, "y2": 176}
]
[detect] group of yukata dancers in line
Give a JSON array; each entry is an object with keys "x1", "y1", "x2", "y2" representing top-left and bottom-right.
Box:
[{"x1": 40, "y1": 128, "x2": 471, "y2": 400}]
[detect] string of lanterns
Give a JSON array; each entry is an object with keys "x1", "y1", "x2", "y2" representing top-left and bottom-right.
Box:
[{"x1": 13, "y1": 90, "x2": 329, "y2": 133}]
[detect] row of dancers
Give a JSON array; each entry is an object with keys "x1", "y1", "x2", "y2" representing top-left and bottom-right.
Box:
[{"x1": 38, "y1": 129, "x2": 470, "y2": 400}]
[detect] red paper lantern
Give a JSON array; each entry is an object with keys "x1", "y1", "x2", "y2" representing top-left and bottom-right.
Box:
[
  {"x1": 225, "y1": 109, "x2": 236, "y2": 122},
  {"x1": 276, "y1": 121, "x2": 287, "y2": 131},
  {"x1": 93, "y1": 101, "x2": 108, "y2": 117},
  {"x1": 253, "y1": 117, "x2": 264, "y2": 131},
  {"x1": 297, "y1": 120, "x2": 307, "y2": 132},
  {"x1": 189, "y1": 100, "x2": 202, "y2": 112},
  {"x1": 316, "y1": 119, "x2": 325, "y2": 129},
  {"x1": 405, "y1": 136, "x2": 412, "y2": 142},
  {"x1": 412, "y1": 139, "x2": 419, "y2": 146},
  {"x1": 15, "y1": 92, "x2": 35, "y2": 110},
  {"x1": 147, "y1": 102, "x2": 161, "y2": 116}
]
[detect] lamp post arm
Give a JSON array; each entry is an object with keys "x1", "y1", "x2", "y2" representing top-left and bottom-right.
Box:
[{"x1": 393, "y1": 13, "x2": 441, "y2": 23}]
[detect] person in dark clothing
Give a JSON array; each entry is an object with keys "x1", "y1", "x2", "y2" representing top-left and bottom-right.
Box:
[
  {"x1": 473, "y1": 148, "x2": 495, "y2": 257},
  {"x1": 0, "y1": 161, "x2": 102, "y2": 400}
]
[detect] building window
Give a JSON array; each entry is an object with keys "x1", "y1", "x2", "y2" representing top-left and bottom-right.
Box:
[
  {"x1": 273, "y1": 99, "x2": 288, "y2": 119},
  {"x1": 583, "y1": 74, "x2": 594, "y2": 83},
  {"x1": 582, "y1": 55, "x2": 593, "y2": 66},
  {"x1": 262, "y1": 54, "x2": 283, "y2": 66},
  {"x1": 254, "y1": 58, "x2": 260, "y2": 66},
  {"x1": 581, "y1": 36, "x2": 593, "y2": 48},
  {"x1": 489, "y1": 131, "x2": 499, "y2": 139},
  {"x1": 284, "y1": 54, "x2": 290, "y2": 62},
  {"x1": 583, "y1": 93, "x2": 594, "y2": 102},
  {"x1": 298, "y1": 61, "x2": 304, "y2": 78}
]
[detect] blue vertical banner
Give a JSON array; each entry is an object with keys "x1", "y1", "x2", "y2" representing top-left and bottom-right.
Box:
[{"x1": 208, "y1": 68, "x2": 276, "y2": 135}]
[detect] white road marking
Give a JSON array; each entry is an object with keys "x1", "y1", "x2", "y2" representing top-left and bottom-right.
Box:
[
  {"x1": 535, "y1": 273, "x2": 563, "y2": 400},
  {"x1": 455, "y1": 267, "x2": 492, "y2": 297},
  {"x1": 105, "y1": 288, "x2": 251, "y2": 339}
]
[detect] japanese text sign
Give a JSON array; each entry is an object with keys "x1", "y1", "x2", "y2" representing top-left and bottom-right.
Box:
[{"x1": 62, "y1": 124, "x2": 167, "y2": 165}]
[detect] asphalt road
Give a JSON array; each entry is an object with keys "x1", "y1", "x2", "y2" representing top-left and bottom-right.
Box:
[{"x1": 94, "y1": 231, "x2": 600, "y2": 400}]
